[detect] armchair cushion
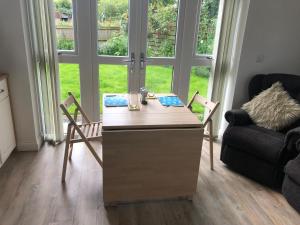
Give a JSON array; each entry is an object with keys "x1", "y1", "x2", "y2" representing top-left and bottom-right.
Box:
[
  {"x1": 225, "y1": 109, "x2": 252, "y2": 126},
  {"x1": 223, "y1": 125, "x2": 285, "y2": 164},
  {"x1": 242, "y1": 82, "x2": 300, "y2": 131}
]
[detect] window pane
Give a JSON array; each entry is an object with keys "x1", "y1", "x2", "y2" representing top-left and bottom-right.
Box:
[
  {"x1": 54, "y1": 0, "x2": 75, "y2": 51},
  {"x1": 97, "y1": 0, "x2": 129, "y2": 56},
  {"x1": 196, "y1": 0, "x2": 220, "y2": 55},
  {"x1": 147, "y1": 0, "x2": 179, "y2": 57},
  {"x1": 58, "y1": 64, "x2": 80, "y2": 132},
  {"x1": 188, "y1": 66, "x2": 211, "y2": 121},
  {"x1": 99, "y1": 65, "x2": 128, "y2": 113},
  {"x1": 145, "y1": 66, "x2": 173, "y2": 93},
  {"x1": 59, "y1": 63, "x2": 80, "y2": 111}
]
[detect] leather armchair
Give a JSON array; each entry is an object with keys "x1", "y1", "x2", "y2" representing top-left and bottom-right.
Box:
[{"x1": 221, "y1": 74, "x2": 300, "y2": 187}]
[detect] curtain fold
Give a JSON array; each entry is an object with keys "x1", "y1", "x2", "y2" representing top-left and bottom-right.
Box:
[
  {"x1": 26, "y1": 0, "x2": 63, "y2": 142},
  {"x1": 209, "y1": 0, "x2": 250, "y2": 136}
]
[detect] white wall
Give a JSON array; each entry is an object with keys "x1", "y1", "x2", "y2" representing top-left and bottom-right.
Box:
[
  {"x1": 0, "y1": 0, "x2": 41, "y2": 151},
  {"x1": 232, "y1": 0, "x2": 300, "y2": 108}
]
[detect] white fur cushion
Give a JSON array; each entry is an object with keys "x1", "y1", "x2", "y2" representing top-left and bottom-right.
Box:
[{"x1": 242, "y1": 82, "x2": 300, "y2": 131}]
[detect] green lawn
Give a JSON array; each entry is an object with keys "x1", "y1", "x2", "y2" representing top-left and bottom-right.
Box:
[{"x1": 58, "y1": 64, "x2": 209, "y2": 117}]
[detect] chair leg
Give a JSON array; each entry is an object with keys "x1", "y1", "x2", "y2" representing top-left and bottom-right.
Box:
[
  {"x1": 74, "y1": 126, "x2": 103, "y2": 167},
  {"x1": 209, "y1": 120, "x2": 214, "y2": 170},
  {"x1": 85, "y1": 140, "x2": 103, "y2": 168},
  {"x1": 62, "y1": 125, "x2": 71, "y2": 182},
  {"x1": 69, "y1": 127, "x2": 75, "y2": 160},
  {"x1": 69, "y1": 144, "x2": 73, "y2": 160}
]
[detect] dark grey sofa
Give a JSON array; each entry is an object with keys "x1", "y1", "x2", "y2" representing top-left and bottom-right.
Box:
[
  {"x1": 282, "y1": 136, "x2": 300, "y2": 213},
  {"x1": 220, "y1": 74, "x2": 300, "y2": 188}
]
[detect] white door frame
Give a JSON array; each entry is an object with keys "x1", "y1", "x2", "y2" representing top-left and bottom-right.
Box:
[
  {"x1": 57, "y1": 0, "x2": 138, "y2": 120},
  {"x1": 90, "y1": 0, "x2": 143, "y2": 120},
  {"x1": 57, "y1": 0, "x2": 96, "y2": 120},
  {"x1": 177, "y1": 0, "x2": 220, "y2": 103}
]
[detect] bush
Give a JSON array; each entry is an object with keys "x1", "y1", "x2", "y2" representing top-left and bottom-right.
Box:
[
  {"x1": 57, "y1": 38, "x2": 74, "y2": 50},
  {"x1": 192, "y1": 66, "x2": 211, "y2": 77},
  {"x1": 98, "y1": 35, "x2": 128, "y2": 56},
  {"x1": 98, "y1": 0, "x2": 128, "y2": 22}
]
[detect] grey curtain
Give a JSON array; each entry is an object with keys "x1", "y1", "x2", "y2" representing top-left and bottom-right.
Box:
[{"x1": 26, "y1": 0, "x2": 63, "y2": 142}]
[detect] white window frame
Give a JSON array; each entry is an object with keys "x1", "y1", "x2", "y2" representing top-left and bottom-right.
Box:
[
  {"x1": 56, "y1": 0, "x2": 79, "y2": 56},
  {"x1": 176, "y1": 0, "x2": 217, "y2": 102}
]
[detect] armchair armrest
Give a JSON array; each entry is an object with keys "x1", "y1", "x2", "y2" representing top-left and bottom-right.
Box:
[
  {"x1": 296, "y1": 139, "x2": 300, "y2": 152},
  {"x1": 225, "y1": 109, "x2": 252, "y2": 126},
  {"x1": 284, "y1": 127, "x2": 300, "y2": 154}
]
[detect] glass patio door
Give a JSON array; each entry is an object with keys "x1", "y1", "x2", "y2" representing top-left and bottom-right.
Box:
[
  {"x1": 55, "y1": 0, "x2": 223, "y2": 121},
  {"x1": 56, "y1": 0, "x2": 141, "y2": 120},
  {"x1": 95, "y1": 0, "x2": 136, "y2": 114},
  {"x1": 134, "y1": 0, "x2": 222, "y2": 120},
  {"x1": 135, "y1": 0, "x2": 222, "y2": 114},
  {"x1": 137, "y1": 0, "x2": 183, "y2": 94},
  {"x1": 94, "y1": 0, "x2": 185, "y2": 116}
]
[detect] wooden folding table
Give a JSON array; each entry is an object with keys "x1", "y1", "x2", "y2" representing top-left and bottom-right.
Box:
[{"x1": 102, "y1": 94, "x2": 204, "y2": 204}]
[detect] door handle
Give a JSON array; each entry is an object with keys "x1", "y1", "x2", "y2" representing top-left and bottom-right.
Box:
[
  {"x1": 0, "y1": 89, "x2": 5, "y2": 94},
  {"x1": 140, "y1": 53, "x2": 146, "y2": 70},
  {"x1": 140, "y1": 53, "x2": 153, "y2": 70},
  {"x1": 123, "y1": 53, "x2": 135, "y2": 72}
]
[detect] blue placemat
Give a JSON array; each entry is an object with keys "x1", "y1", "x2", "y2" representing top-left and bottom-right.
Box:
[
  {"x1": 104, "y1": 95, "x2": 128, "y2": 107},
  {"x1": 158, "y1": 96, "x2": 184, "y2": 107}
]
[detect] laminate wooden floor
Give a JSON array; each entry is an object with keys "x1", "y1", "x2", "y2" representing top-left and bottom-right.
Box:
[{"x1": 0, "y1": 141, "x2": 299, "y2": 225}]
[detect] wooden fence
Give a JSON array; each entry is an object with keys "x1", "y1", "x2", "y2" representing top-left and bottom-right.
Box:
[
  {"x1": 56, "y1": 26, "x2": 177, "y2": 52},
  {"x1": 56, "y1": 27, "x2": 120, "y2": 41}
]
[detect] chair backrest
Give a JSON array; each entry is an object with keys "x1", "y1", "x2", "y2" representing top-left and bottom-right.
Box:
[
  {"x1": 60, "y1": 92, "x2": 90, "y2": 125},
  {"x1": 187, "y1": 91, "x2": 220, "y2": 127},
  {"x1": 249, "y1": 74, "x2": 300, "y2": 102}
]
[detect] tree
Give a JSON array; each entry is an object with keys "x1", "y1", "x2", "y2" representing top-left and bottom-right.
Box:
[
  {"x1": 98, "y1": 0, "x2": 128, "y2": 24},
  {"x1": 150, "y1": 0, "x2": 176, "y2": 8},
  {"x1": 197, "y1": 0, "x2": 220, "y2": 54},
  {"x1": 55, "y1": 0, "x2": 72, "y2": 17}
]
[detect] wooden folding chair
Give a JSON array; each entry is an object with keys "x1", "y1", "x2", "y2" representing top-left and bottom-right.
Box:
[
  {"x1": 187, "y1": 91, "x2": 220, "y2": 170},
  {"x1": 60, "y1": 92, "x2": 103, "y2": 182}
]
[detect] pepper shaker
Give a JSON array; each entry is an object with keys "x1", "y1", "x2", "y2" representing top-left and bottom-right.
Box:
[{"x1": 140, "y1": 87, "x2": 148, "y2": 105}]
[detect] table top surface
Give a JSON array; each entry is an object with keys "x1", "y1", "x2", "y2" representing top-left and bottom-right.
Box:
[{"x1": 102, "y1": 93, "x2": 202, "y2": 130}]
